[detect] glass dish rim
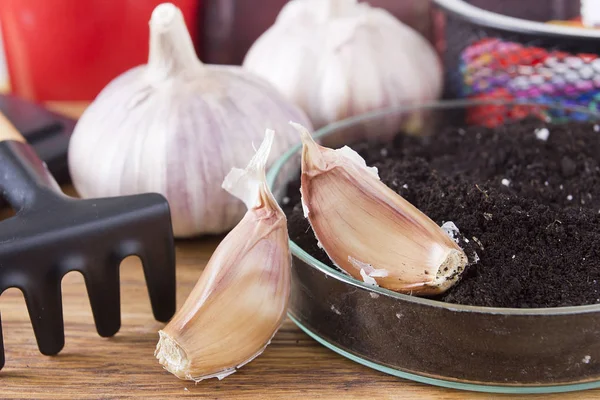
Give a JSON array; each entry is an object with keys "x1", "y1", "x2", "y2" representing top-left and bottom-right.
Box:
[
  {"x1": 266, "y1": 98, "x2": 600, "y2": 317},
  {"x1": 288, "y1": 313, "x2": 600, "y2": 394},
  {"x1": 433, "y1": 0, "x2": 600, "y2": 39}
]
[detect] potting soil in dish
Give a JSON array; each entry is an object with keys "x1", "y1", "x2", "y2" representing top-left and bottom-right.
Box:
[{"x1": 282, "y1": 118, "x2": 600, "y2": 308}]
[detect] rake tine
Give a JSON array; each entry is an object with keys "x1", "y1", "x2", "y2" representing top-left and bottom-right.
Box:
[
  {"x1": 23, "y1": 280, "x2": 65, "y2": 356},
  {"x1": 138, "y1": 240, "x2": 176, "y2": 323},
  {"x1": 83, "y1": 259, "x2": 122, "y2": 338},
  {"x1": 0, "y1": 112, "x2": 177, "y2": 372}
]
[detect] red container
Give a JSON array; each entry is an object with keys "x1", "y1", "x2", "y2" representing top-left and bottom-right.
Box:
[{"x1": 0, "y1": 0, "x2": 202, "y2": 102}]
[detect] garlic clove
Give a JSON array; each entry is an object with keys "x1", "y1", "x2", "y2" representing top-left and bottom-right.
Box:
[
  {"x1": 155, "y1": 129, "x2": 291, "y2": 381},
  {"x1": 292, "y1": 122, "x2": 467, "y2": 295}
]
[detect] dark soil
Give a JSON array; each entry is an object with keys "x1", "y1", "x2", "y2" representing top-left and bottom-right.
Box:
[{"x1": 281, "y1": 118, "x2": 600, "y2": 308}]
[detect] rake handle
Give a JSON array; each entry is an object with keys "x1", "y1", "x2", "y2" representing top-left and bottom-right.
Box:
[{"x1": 0, "y1": 111, "x2": 26, "y2": 143}]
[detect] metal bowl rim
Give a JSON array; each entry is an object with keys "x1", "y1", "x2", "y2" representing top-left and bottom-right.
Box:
[{"x1": 433, "y1": 0, "x2": 600, "y2": 39}]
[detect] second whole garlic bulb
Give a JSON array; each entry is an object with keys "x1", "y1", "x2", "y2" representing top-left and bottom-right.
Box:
[
  {"x1": 68, "y1": 3, "x2": 312, "y2": 237},
  {"x1": 243, "y1": 0, "x2": 443, "y2": 131}
]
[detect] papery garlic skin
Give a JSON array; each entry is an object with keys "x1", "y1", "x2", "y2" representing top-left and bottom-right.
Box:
[
  {"x1": 582, "y1": 0, "x2": 600, "y2": 28},
  {"x1": 293, "y1": 123, "x2": 467, "y2": 295},
  {"x1": 68, "y1": 2, "x2": 312, "y2": 237},
  {"x1": 243, "y1": 0, "x2": 442, "y2": 132},
  {"x1": 155, "y1": 129, "x2": 291, "y2": 381}
]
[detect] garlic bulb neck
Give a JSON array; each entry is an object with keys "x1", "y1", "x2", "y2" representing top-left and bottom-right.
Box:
[
  {"x1": 317, "y1": 0, "x2": 358, "y2": 21},
  {"x1": 147, "y1": 2, "x2": 201, "y2": 82}
]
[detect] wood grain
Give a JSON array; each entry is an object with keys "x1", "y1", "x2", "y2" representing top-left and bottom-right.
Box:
[
  {"x1": 0, "y1": 111, "x2": 25, "y2": 143},
  {"x1": 1, "y1": 238, "x2": 599, "y2": 400},
  {"x1": 2, "y1": 103, "x2": 600, "y2": 399}
]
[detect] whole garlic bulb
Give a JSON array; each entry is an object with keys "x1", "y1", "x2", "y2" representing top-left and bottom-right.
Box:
[
  {"x1": 243, "y1": 0, "x2": 443, "y2": 130},
  {"x1": 68, "y1": 3, "x2": 312, "y2": 237}
]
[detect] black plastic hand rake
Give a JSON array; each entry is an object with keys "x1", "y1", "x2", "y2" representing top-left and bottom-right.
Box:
[{"x1": 0, "y1": 112, "x2": 176, "y2": 369}]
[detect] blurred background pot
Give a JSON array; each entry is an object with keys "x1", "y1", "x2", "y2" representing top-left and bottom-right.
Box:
[{"x1": 0, "y1": 0, "x2": 202, "y2": 102}]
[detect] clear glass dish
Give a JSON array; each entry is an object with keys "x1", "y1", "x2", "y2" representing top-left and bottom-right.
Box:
[{"x1": 266, "y1": 99, "x2": 600, "y2": 394}]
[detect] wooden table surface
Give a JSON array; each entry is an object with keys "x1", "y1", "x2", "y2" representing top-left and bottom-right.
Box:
[{"x1": 2, "y1": 103, "x2": 600, "y2": 399}]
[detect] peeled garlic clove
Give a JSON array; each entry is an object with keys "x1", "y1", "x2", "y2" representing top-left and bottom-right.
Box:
[
  {"x1": 292, "y1": 122, "x2": 467, "y2": 295},
  {"x1": 155, "y1": 130, "x2": 291, "y2": 381}
]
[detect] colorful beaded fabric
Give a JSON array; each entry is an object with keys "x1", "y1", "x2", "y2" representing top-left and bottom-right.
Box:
[{"x1": 459, "y1": 35, "x2": 600, "y2": 127}]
